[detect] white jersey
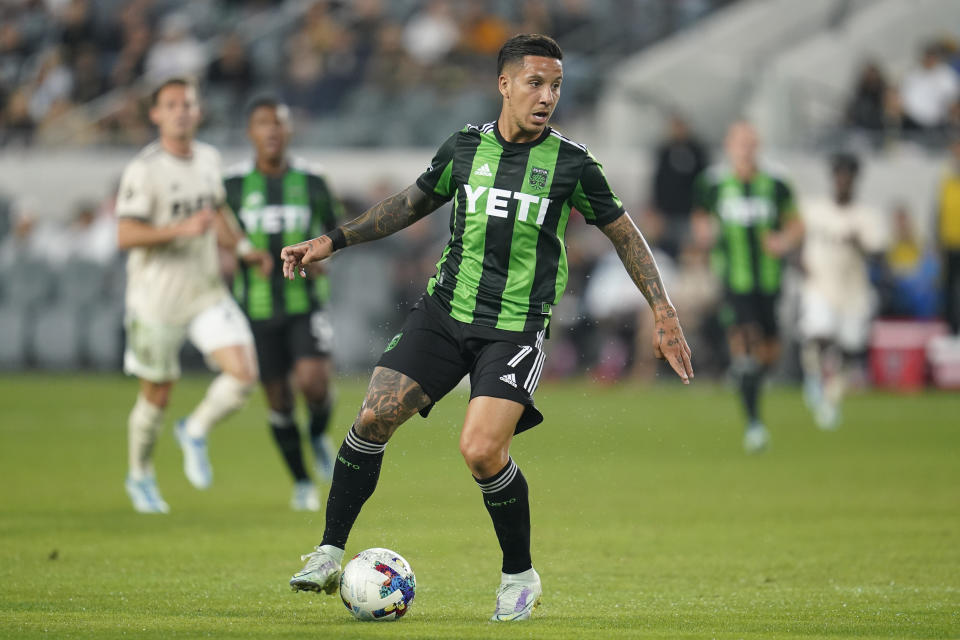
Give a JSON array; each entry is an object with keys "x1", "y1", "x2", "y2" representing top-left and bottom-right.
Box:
[
  {"x1": 116, "y1": 140, "x2": 229, "y2": 325},
  {"x1": 801, "y1": 197, "x2": 887, "y2": 310}
]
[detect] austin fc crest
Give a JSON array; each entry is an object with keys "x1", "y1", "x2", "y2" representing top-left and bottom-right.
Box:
[{"x1": 529, "y1": 167, "x2": 549, "y2": 190}]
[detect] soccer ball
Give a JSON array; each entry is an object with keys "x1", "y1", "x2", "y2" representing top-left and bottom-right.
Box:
[{"x1": 339, "y1": 548, "x2": 416, "y2": 621}]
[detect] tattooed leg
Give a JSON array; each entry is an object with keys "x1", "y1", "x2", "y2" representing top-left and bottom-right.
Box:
[
  {"x1": 353, "y1": 367, "x2": 432, "y2": 443},
  {"x1": 318, "y1": 367, "x2": 431, "y2": 549}
]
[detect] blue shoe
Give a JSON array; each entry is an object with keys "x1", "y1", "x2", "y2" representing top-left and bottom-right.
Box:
[
  {"x1": 175, "y1": 419, "x2": 212, "y2": 489},
  {"x1": 311, "y1": 434, "x2": 335, "y2": 482},
  {"x1": 125, "y1": 474, "x2": 170, "y2": 514}
]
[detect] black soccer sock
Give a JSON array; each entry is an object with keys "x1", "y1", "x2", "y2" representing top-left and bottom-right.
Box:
[
  {"x1": 734, "y1": 358, "x2": 764, "y2": 424},
  {"x1": 268, "y1": 410, "x2": 309, "y2": 483},
  {"x1": 320, "y1": 427, "x2": 386, "y2": 549},
  {"x1": 476, "y1": 458, "x2": 532, "y2": 574},
  {"x1": 308, "y1": 399, "x2": 332, "y2": 440}
]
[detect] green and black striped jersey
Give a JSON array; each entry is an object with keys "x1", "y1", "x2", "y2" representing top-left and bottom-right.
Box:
[
  {"x1": 417, "y1": 122, "x2": 625, "y2": 332},
  {"x1": 693, "y1": 166, "x2": 798, "y2": 295},
  {"x1": 224, "y1": 159, "x2": 342, "y2": 321}
]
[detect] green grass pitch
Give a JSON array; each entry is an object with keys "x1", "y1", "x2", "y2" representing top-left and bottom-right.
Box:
[{"x1": 1, "y1": 374, "x2": 958, "y2": 639}]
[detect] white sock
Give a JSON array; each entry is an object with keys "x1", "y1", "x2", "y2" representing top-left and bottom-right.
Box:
[
  {"x1": 185, "y1": 374, "x2": 253, "y2": 439},
  {"x1": 128, "y1": 393, "x2": 164, "y2": 480}
]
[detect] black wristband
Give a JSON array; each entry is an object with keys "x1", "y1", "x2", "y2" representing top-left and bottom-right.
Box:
[{"x1": 326, "y1": 228, "x2": 346, "y2": 252}]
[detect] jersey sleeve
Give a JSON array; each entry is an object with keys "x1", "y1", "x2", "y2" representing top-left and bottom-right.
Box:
[
  {"x1": 569, "y1": 151, "x2": 626, "y2": 226},
  {"x1": 210, "y1": 148, "x2": 227, "y2": 208},
  {"x1": 307, "y1": 173, "x2": 343, "y2": 235},
  {"x1": 415, "y1": 132, "x2": 458, "y2": 201},
  {"x1": 774, "y1": 178, "x2": 799, "y2": 223},
  {"x1": 223, "y1": 176, "x2": 245, "y2": 230},
  {"x1": 858, "y1": 207, "x2": 889, "y2": 253},
  {"x1": 692, "y1": 171, "x2": 717, "y2": 214},
  {"x1": 115, "y1": 160, "x2": 153, "y2": 222}
]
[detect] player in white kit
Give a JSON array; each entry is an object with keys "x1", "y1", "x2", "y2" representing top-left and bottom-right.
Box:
[
  {"x1": 116, "y1": 78, "x2": 272, "y2": 513},
  {"x1": 799, "y1": 154, "x2": 887, "y2": 430}
]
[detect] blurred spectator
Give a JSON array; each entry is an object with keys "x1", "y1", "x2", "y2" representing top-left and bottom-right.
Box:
[
  {"x1": 649, "y1": 113, "x2": 709, "y2": 258},
  {"x1": 145, "y1": 12, "x2": 205, "y2": 83},
  {"x1": 518, "y1": 0, "x2": 553, "y2": 35},
  {"x1": 845, "y1": 61, "x2": 892, "y2": 133},
  {"x1": 27, "y1": 47, "x2": 73, "y2": 125},
  {"x1": 938, "y1": 137, "x2": 960, "y2": 333},
  {"x1": 109, "y1": 16, "x2": 151, "y2": 89},
  {"x1": 67, "y1": 199, "x2": 117, "y2": 265},
  {"x1": 71, "y1": 43, "x2": 105, "y2": 104},
  {"x1": 402, "y1": 0, "x2": 460, "y2": 66},
  {"x1": 460, "y1": 2, "x2": 511, "y2": 58},
  {"x1": 1, "y1": 87, "x2": 36, "y2": 146},
  {"x1": 207, "y1": 33, "x2": 254, "y2": 103},
  {"x1": 0, "y1": 197, "x2": 39, "y2": 268},
  {"x1": 899, "y1": 42, "x2": 960, "y2": 132},
  {"x1": 56, "y1": 0, "x2": 96, "y2": 64},
  {"x1": 875, "y1": 204, "x2": 940, "y2": 319}
]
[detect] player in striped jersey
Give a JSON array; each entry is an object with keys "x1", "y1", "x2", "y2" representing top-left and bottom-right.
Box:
[
  {"x1": 281, "y1": 34, "x2": 693, "y2": 620},
  {"x1": 692, "y1": 121, "x2": 804, "y2": 453},
  {"x1": 224, "y1": 96, "x2": 343, "y2": 512}
]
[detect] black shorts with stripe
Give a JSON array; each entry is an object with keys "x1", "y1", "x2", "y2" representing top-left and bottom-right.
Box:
[{"x1": 376, "y1": 294, "x2": 546, "y2": 433}]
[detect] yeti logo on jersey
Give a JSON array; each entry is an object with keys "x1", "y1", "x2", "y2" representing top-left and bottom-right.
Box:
[
  {"x1": 239, "y1": 205, "x2": 310, "y2": 234},
  {"x1": 463, "y1": 185, "x2": 551, "y2": 225},
  {"x1": 718, "y1": 196, "x2": 774, "y2": 225},
  {"x1": 529, "y1": 167, "x2": 549, "y2": 190}
]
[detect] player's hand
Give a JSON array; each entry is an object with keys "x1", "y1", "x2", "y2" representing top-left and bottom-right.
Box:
[
  {"x1": 652, "y1": 305, "x2": 694, "y2": 385},
  {"x1": 763, "y1": 231, "x2": 790, "y2": 257},
  {"x1": 280, "y1": 236, "x2": 333, "y2": 280},
  {"x1": 176, "y1": 208, "x2": 215, "y2": 238},
  {"x1": 241, "y1": 248, "x2": 273, "y2": 277}
]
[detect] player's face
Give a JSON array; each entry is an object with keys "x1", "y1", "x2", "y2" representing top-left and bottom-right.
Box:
[
  {"x1": 833, "y1": 168, "x2": 856, "y2": 200},
  {"x1": 725, "y1": 122, "x2": 758, "y2": 170},
  {"x1": 499, "y1": 56, "x2": 563, "y2": 140},
  {"x1": 150, "y1": 84, "x2": 200, "y2": 141},
  {"x1": 248, "y1": 105, "x2": 291, "y2": 161}
]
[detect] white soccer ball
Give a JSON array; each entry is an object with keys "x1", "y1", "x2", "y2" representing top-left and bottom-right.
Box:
[{"x1": 339, "y1": 548, "x2": 416, "y2": 621}]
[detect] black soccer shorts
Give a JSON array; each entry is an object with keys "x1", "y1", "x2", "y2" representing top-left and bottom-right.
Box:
[
  {"x1": 723, "y1": 291, "x2": 779, "y2": 339},
  {"x1": 376, "y1": 294, "x2": 546, "y2": 433},
  {"x1": 250, "y1": 311, "x2": 333, "y2": 383}
]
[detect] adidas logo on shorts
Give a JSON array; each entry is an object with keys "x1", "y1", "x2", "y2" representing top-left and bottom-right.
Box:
[{"x1": 499, "y1": 373, "x2": 517, "y2": 388}]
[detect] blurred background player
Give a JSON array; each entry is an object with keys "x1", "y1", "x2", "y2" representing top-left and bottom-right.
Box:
[
  {"x1": 279, "y1": 34, "x2": 693, "y2": 622},
  {"x1": 224, "y1": 96, "x2": 342, "y2": 512},
  {"x1": 116, "y1": 77, "x2": 271, "y2": 513},
  {"x1": 799, "y1": 153, "x2": 887, "y2": 430},
  {"x1": 692, "y1": 121, "x2": 803, "y2": 453}
]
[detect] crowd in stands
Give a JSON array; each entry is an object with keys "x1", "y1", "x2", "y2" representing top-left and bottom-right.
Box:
[
  {"x1": 0, "y1": 0, "x2": 729, "y2": 147},
  {"x1": 844, "y1": 38, "x2": 960, "y2": 149}
]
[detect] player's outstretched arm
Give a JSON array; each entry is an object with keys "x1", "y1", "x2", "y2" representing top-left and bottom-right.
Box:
[
  {"x1": 116, "y1": 209, "x2": 213, "y2": 249},
  {"x1": 281, "y1": 184, "x2": 445, "y2": 280},
  {"x1": 599, "y1": 212, "x2": 694, "y2": 384}
]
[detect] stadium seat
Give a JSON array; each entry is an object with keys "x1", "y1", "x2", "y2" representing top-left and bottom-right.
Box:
[
  {"x1": 85, "y1": 303, "x2": 124, "y2": 371},
  {"x1": 0, "y1": 304, "x2": 28, "y2": 369},
  {"x1": 0, "y1": 260, "x2": 56, "y2": 310},
  {"x1": 55, "y1": 258, "x2": 109, "y2": 304},
  {"x1": 31, "y1": 301, "x2": 83, "y2": 370}
]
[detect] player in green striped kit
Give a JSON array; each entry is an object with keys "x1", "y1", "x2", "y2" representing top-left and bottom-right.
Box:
[
  {"x1": 280, "y1": 35, "x2": 693, "y2": 620},
  {"x1": 693, "y1": 121, "x2": 804, "y2": 454},
  {"x1": 224, "y1": 97, "x2": 342, "y2": 511}
]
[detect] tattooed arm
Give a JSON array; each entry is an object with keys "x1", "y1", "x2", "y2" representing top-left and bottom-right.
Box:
[
  {"x1": 599, "y1": 212, "x2": 694, "y2": 384},
  {"x1": 280, "y1": 184, "x2": 446, "y2": 279}
]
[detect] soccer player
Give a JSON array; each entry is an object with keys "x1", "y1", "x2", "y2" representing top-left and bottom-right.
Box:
[
  {"x1": 279, "y1": 34, "x2": 694, "y2": 621},
  {"x1": 116, "y1": 77, "x2": 271, "y2": 513},
  {"x1": 224, "y1": 96, "x2": 342, "y2": 511},
  {"x1": 692, "y1": 121, "x2": 803, "y2": 454},
  {"x1": 799, "y1": 153, "x2": 886, "y2": 429}
]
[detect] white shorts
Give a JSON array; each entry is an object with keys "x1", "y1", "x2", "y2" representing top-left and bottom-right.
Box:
[
  {"x1": 124, "y1": 296, "x2": 254, "y2": 382},
  {"x1": 799, "y1": 288, "x2": 873, "y2": 352}
]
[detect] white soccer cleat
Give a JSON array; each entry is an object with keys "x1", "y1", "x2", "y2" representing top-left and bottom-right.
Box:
[
  {"x1": 311, "y1": 434, "x2": 335, "y2": 483},
  {"x1": 743, "y1": 422, "x2": 770, "y2": 454},
  {"x1": 175, "y1": 419, "x2": 213, "y2": 489},
  {"x1": 490, "y1": 568, "x2": 542, "y2": 621},
  {"x1": 125, "y1": 474, "x2": 170, "y2": 514},
  {"x1": 290, "y1": 480, "x2": 320, "y2": 512},
  {"x1": 815, "y1": 401, "x2": 840, "y2": 431},
  {"x1": 290, "y1": 545, "x2": 343, "y2": 594}
]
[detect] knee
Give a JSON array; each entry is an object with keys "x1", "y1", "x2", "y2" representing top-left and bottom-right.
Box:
[
  {"x1": 141, "y1": 383, "x2": 172, "y2": 408},
  {"x1": 460, "y1": 436, "x2": 507, "y2": 479},
  {"x1": 353, "y1": 406, "x2": 392, "y2": 444},
  {"x1": 301, "y1": 378, "x2": 330, "y2": 407}
]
